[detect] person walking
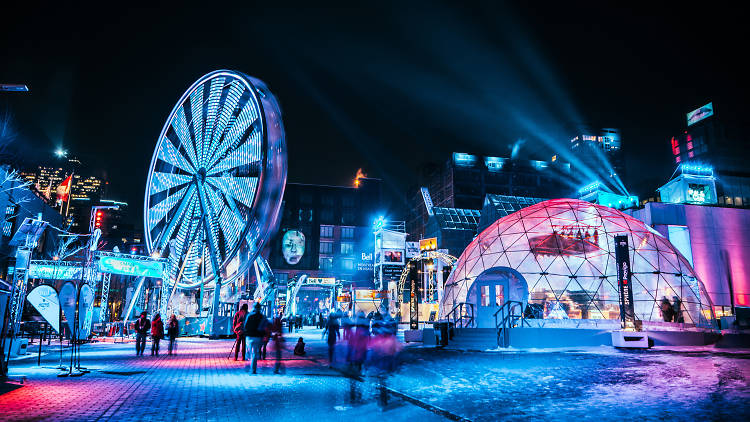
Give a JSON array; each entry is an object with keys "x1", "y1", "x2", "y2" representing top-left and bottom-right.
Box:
[
  {"x1": 322, "y1": 312, "x2": 340, "y2": 366},
  {"x1": 672, "y1": 296, "x2": 684, "y2": 323},
  {"x1": 151, "y1": 313, "x2": 164, "y2": 356},
  {"x1": 167, "y1": 315, "x2": 179, "y2": 355},
  {"x1": 244, "y1": 303, "x2": 269, "y2": 374},
  {"x1": 233, "y1": 304, "x2": 248, "y2": 361},
  {"x1": 134, "y1": 312, "x2": 150, "y2": 356}
]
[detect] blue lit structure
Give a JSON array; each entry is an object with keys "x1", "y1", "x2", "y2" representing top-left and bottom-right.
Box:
[
  {"x1": 658, "y1": 163, "x2": 717, "y2": 205},
  {"x1": 578, "y1": 180, "x2": 638, "y2": 210},
  {"x1": 144, "y1": 70, "x2": 287, "y2": 334}
]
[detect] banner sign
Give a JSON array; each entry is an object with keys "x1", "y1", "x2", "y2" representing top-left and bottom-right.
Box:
[
  {"x1": 98, "y1": 255, "x2": 163, "y2": 278},
  {"x1": 28, "y1": 263, "x2": 84, "y2": 280},
  {"x1": 615, "y1": 235, "x2": 636, "y2": 329},
  {"x1": 686, "y1": 102, "x2": 714, "y2": 126},
  {"x1": 78, "y1": 284, "x2": 95, "y2": 339},
  {"x1": 26, "y1": 285, "x2": 60, "y2": 333},
  {"x1": 59, "y1": 282, "x2": 77, "y2": 336},
  {"x1": 405, "y1": 242, "x2": 419, "y2": 258}
]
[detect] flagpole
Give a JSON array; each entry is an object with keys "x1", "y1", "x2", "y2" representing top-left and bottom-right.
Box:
[{"x1": 64, "y1": 173, "x2": 74, "y2": 218}]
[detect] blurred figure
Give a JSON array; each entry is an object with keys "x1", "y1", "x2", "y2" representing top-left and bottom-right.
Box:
[
  {"x1": 134, "y1": 312, "x2": 150, "y2": 356},
  {"x1": 244, "y1": 303, "x2": 269, "y2": 374},
  {"x1": 233, "y1": 304, "x2": 248, "y2": 361},
  {"x1": 672, "y1": 296, "x2": 684, "y2": 323},
  {"x1": 660, "y1": 296, "x2": 674, "y2": 322},
  {"x1": 294, "y1": 337, "x2": 306, "y2": 356},
  {"x1": 167, "y1": 315, "x2": 179, "y2": 355},
  {"x1": 272, "y1": 319, "x2": 286, "y2": 374},
  {"x1": 350, "y1": 311, "x2": 370, "y2": 373},
  {"x1": 322, "y1": 311, "x2": 340, "y2": 365},
  {"x1": 151, "y1": 313, "x2": 164, "y2": 356}
]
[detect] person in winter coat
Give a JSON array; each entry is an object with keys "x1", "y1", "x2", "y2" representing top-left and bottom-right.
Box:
[
  {"x1": 294, "y1": 337, "x2": 306, "y2": 356},
  {"x1": 322, "y1": 312, "x2": 340, "y2": 365},
  {"x1": 167, "y1": 315, "x2": 179, "y2": 355},
  {"x1": 244, "y1": 303, "x2": 269, "y2": 374},
  {"x1": 151, "y1": 313, "x2": 164, "y2": 356},
  {"x1": 233, "y1": 304, "x2": 248, "y2": 361},
  {"x1": 134, "y1": 312, "x2": 150, "y2": 356}
]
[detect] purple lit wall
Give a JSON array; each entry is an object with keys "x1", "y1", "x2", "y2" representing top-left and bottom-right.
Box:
[{"x1": 630, "y1": 203, "x2": 750, "y2": 309}]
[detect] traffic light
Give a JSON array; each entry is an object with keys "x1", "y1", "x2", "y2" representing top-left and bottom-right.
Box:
[{"x1": 94, "y1": 210, "x2": 103, "y2": 229}]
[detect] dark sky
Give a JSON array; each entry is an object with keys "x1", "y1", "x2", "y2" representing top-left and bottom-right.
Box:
[{"x1": 1, "y1": 1, "x2": 747, "y2": 225}]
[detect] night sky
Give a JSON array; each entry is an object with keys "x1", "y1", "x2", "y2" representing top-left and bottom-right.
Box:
[{"x1": 1, "y1": 2, "x2": 747, "y2": 225}]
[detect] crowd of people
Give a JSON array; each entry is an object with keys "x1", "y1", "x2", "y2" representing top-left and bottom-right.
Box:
[
  {"x1": 231, "y1": 305, "x2": 403, "y2": 376},
  {"x1": 133, "y1": 312, "x2": 180, "y2": 356}
]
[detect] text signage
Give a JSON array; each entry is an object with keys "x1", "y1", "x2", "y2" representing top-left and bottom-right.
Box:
[
  {"x1": 28, "y1": 263, "x2": 85, "y2": 281},
  {"x1": 98, "y1": 256, "x2": 164, "y2": 278},
  {"x1": 26, "y1": 285, "x2": 60, "y2": 333},
  {"x1": 687, "y1": 102, "x2": 714, "y2": 126},
  {"x1": 409, "y1": 278, "x2": 418, "y2": 330},
  {"x1": 615, "y1": 235, "x2": 636, "y2": 329}
]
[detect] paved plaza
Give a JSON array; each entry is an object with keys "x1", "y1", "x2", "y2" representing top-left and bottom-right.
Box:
[
  {"x1": 3, "y1": 329, "x2": 750, "y2": 421},
  {"x1": 0, "y1": 330, "x2": 442, "y2": 422}
]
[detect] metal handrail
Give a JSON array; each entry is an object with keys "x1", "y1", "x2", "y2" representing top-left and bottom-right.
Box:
[
  {"x1": 447, "y1": 302, "x2": 475, "y2": 328},
  {"x1": 494, "y1": 300, "x2": 525, "y2": 347}
]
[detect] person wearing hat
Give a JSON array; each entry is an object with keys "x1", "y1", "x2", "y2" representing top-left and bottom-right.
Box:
[
  {"x1": 243, "y1": 303, "x2": 269, "y2": 374},
  {"x1": 134, "y1": 312, "x2": 150, "y2": 356}
]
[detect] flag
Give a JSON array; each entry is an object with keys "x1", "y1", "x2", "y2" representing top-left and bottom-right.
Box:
[{"x1": 57, "y1": 175, "x2": 72, "y2": 202}]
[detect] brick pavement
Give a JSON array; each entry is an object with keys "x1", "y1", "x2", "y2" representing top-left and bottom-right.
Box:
[{"x1": 0, "y1": 329, "x2": 444, "y2": 422}]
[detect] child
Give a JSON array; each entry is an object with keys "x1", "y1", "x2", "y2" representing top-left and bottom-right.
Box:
[{"x1": 293, "y1": 337, "x2": 306, "y2": 356}]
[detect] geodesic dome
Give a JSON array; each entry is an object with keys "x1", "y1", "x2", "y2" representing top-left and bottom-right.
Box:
[{"x1": 440, "y1": 198, "x2": 715, "y2": 328}]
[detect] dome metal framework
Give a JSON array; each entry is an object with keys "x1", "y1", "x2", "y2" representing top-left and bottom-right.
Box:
[{"x1": 440, "y1": 198, "x2": 716, "y2": 328}]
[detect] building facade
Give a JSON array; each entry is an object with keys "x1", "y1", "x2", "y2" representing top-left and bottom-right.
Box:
[
  {"x1": 407, "y1": 152, "x2": 571, "y2": 241},
  {"x1": 266, "y1": 179, "x2": 382, "y2": 293}
]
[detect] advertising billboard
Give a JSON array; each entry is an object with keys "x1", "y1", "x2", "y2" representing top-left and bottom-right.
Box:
[
  {"x1": 98, "y1": 256, "x2": 164, "y2": 278},
  {"x1": 419, "y1": 237, "x2": 437, "y2": 252},
  {"x1": 687, "y1": 102, "x2": 714, "y2": 126},
  {"x1": 282, "y1": 230, "x2": 306, "y2": 265}
]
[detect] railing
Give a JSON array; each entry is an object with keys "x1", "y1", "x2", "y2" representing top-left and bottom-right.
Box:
[
  {"x1": 447, "y1": 302, "x2": 475, "y2": 328},
  {"x1": 494, "y1": 301, "x2": 526, "y2": 348}
]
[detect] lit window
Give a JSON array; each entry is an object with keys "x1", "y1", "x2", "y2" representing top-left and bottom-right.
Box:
[
  {"x1": 481, "y1": 285, "x2": 490, "y2": 306},
  {"x1": 342, "y1": 259, "x2": 354, "y2": 271},
  {"x1": 341, "y1": 226, "x2": 355, "y2": 239},
  {"x1": 319, "y1": 257, "x2": 333, "y2": 270},
  {"x1": 320, "y1": 225, "x2": 333, "y2": 238},
  {"x1": 688, "y1": 151, "x2": 694, "y2": 158},
  {"x1": 687, "y1": 141, "x2": 693, "y2": 150},
  {"x1": 675, "y1": 156, "x2": 681, "y2": 163},
  {"x1": 340, "y1": 242, "x2": 354, "y2": 255},
  {"x1": 319, "y1": 241, "x2": 333, "y2": 254}
]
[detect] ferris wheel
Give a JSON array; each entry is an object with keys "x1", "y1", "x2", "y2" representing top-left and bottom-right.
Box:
[{"x1": 144, "y1": 70, "x2": 286, "y2": 290}]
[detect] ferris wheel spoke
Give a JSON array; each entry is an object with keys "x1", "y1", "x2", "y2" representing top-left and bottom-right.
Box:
[
  {"x1": 150, "y1": 172, "x2": 192, "y2": 195},
  {"x1": 172, "y1": 105, "x2": 199, "y2": 168},
  {"x1": 148, "y1": 185, "x2": 189, "y2": 231},
  {"x1": 206, "y1": 98, "x2": 259, "y2": 170},
  {"x1": 158, "y1": 135, "x2": 195, "y2": 174},
  {"x1": 205, "y1": 182, "x2": 242, "y2": 254},
  {"x1": 209, "y1": 134, "x2": 262, "y2": 175},
  {"x1": 150, "y1": 184, "x2": 197, "y2": 250},
  {"x1": 200, "y1": 77, "x2": 226, "y2": 167},
  {"x1": 205, "y1": 80, "x2": 245, "y2": 164},
  {"x1": 171, "y1": 196, "x2": 200, "y2": 261},
  {"x1": 206, "y1": 175, "x2": 258, "y2": 210}
]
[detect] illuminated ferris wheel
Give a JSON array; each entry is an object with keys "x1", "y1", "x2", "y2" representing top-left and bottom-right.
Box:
[{"x1": 144, "y1": 70, "x2": 286, "y2": 289}]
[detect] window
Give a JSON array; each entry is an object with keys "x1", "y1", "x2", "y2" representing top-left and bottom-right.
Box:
[
  {"x1": 687, "y1": 141, "x2": 693, "y2": 150},
  {"x1": 340, "y1": 242, "x2": 354, "y2": 255},
  {"x1": 319, "y1": 241, "x2": 333, "y2": 254},
  {"x1": 496, "y1": 285, "x2": 504, "y2": 306},
  {"x1": 319, "y1": 257, "x2": 333, "y2": 270},
  {"x1": 342, "y1": 259, "x2": 354, "y2": 271},
  {"x1": 342, "y1": 195, "x2": 355, "y2": 207},
  {"x1": 675, "y1": 156, "x2": 681, "y2": 163},
  {"x1": 320, "y1": 225, "x2": 333, "y2": 238},
  {"x1": 688, "y1": 151, "x2": 694, "y2": 158},
  {"x1": 481, "y1": 285, "x2": 490, "y2": 306},
  {"x1": 341, "y1": 226, "x2": 355, "y2": 239}
]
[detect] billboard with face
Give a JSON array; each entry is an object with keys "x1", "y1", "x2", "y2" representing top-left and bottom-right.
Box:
[{"x1": 282, "y1": 230, "x2": 306, "y2": 265}]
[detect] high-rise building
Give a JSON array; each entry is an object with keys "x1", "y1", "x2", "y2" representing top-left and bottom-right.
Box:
[
  {"x1": 20, "y1": 162, "x2": 106, "y2": 230},
  {"x1": 407, "y1": 153, "x2": 571, "y2": 241},
  {"x1": 667, "y1": 103, "x2": 750, "y2": 208},
  {"x1": 568, "y1": 127, "x2": 624, "y2": 184},
  {"x1": 266, "y1": 178, "x2": 383, "y2": 292}
]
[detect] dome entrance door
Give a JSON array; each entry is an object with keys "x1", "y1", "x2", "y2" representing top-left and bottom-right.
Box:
[{"x1": 468, "y1": 267, "x2": 529, "y2": 328}]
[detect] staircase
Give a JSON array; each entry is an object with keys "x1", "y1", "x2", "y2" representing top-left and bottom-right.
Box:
[{"x1": 448, "y1": 328, "x2": 499, "y2": 350}]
